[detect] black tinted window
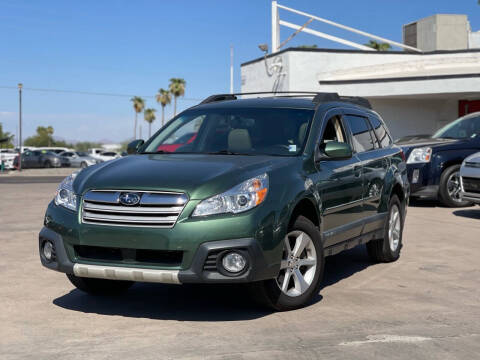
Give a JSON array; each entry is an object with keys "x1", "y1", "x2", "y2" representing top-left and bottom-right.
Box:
[
  {"x1": 345, "y1": 115, "x2": 374, "y2": 152},
  {"x1": 369, "y1": 115, "x2": 392, "y2": 148}
]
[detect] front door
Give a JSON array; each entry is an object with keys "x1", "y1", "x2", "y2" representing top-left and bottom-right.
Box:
[{"x1": 314, "y1": 111, "x2": 364, "y2": 247}]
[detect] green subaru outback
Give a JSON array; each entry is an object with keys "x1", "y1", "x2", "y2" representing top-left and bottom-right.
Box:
[{"x1": 39, "y1": 92, "x2": 409, "y2": 310}]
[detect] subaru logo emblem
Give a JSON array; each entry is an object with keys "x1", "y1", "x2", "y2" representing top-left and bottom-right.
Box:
[{"x1": 119, "y1": 192, "x2": 141, "y2": 206}]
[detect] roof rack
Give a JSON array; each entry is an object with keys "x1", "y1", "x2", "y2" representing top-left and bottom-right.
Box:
[
  {"x1": 200, "y1": 94, "x2": 237, "y2": 104},
  {"x1": 199, "y1": 91, "x2": 371, "y2": 109}
]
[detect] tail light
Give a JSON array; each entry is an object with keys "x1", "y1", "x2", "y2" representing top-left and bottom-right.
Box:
[{"x1": 400, "y1": 150, "x2": 406, "y2": 162}]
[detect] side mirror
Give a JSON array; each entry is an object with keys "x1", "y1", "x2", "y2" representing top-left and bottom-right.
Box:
[
  {"x1": 318, "y1": 141, "x2": 352, "y2": 160},
  {"x1": 127, "y1": 139, "x2": 144, "y2": 155}
]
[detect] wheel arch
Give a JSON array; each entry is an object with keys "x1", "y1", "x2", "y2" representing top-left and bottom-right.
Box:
[{"x1": 287, "y1": 196, "x2": 320, "y2": 231}]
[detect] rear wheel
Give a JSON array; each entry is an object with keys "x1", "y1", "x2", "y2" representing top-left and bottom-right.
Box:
[
  {"x1": 66, "y1": 274, "x2": 134, "y2": 295},
  {"x1": 439, "y1": 165, "x2": 472, "y2": 207},
  {"x1": 367, "y1": 195, "x2": 403, "y2": 263},
  {"x1": 251, "y1": 216, "x2": 324, "y2": 311}
]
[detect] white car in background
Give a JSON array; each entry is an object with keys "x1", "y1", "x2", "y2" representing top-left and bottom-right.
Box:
[
  {"x1": 59, "y1": 151, "x2": 101, "y2": 168},
  {"x1": 97, "y1": 151, "x2": 121, "y2": 162},
  {"x1": 460, "y1": 152, "x2": 480, "y2": 205},
  {"x1": 0, "y1": 149, "x2": 16, "y2": 170}
]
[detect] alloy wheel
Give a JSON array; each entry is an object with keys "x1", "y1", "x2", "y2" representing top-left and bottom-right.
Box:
[
  {"x1": 388, "y1": 204, "x2": 401, "y2": 252},
  {"x1": 277, "y1": 230, "x2": 317, "y2": 297},
  {"x1": 447, "y1": 171, "x2": 462, "y2": 202}
]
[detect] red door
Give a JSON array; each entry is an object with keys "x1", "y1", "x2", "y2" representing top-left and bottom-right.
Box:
[{"x1": 459, "y1": 100, "x2": 480, "y2": 116}]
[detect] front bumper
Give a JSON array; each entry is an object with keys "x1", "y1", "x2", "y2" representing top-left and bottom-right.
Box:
[
  {"x1": 407, "y1": 163, "x2": 439, "y2": 199},
  {"x1": 39, "y1": 226, "x2": 279, "y2": 284}
]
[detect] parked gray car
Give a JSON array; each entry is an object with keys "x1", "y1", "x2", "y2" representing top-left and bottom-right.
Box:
[
  {"x1": 59, "y1": 151, "x2": 100, "y2": 168},
  {"x1": 14, "y1": 150, "x2": 68, "y2": 168},
  {"x1": 460, "y1": 152, "x2": 480, "y2": 205}
]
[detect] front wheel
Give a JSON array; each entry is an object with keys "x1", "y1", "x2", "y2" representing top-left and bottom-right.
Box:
[
  {"x1": 438, "y1": 165, "x2": 472, "y2": 207},
  {"x1": 66, "y1": 274, "x2": 134, "y2": 295},
  {"x1": 250, "y1": 216, "x2": 324, "y2": 311}
]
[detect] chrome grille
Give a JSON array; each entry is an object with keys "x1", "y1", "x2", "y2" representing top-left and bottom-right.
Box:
[{"x1": 81, "y1": 190, "x2": 188, "y2": 228}]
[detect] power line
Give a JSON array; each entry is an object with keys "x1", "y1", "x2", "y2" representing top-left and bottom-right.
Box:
[{"x1": 0, "y1": 85, "x2": 202, "y2": 101}]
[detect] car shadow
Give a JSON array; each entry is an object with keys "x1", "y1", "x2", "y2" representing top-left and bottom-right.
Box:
[
  {"x1": 453, "y1": 208, "x2": 480, "y2": 220},
  {"x1": 53, "y1": 246, "x2": 373, "y2": 320},
  {"x1": 408, "y1": 198, "x2": 440, "y2": 208}
]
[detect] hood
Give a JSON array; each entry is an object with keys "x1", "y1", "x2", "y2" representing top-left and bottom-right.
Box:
[
  {"x1": 395, "y1": 135, "x2": 458, "y2": 148},
  {"x1": 395, "y1": 135, "x2": 461, "y2": 157},
  {"x1": 73, "y1": 153, "x2": 296, "y2": 200},
  {"x1": 465, "y1": 151, "x2": 480, "y2": 164}
]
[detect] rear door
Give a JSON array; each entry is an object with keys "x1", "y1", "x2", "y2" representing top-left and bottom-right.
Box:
[
  {"x1": 343, "y1": 111, "x2": 389, "y2": 232},
  {"x1": 314, "y1": 110, "x2": 364, "y2": 247}
]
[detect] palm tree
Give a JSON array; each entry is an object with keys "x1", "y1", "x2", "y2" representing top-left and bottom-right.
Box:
[
  {"x1": 156, "y1": 88, "x2": 172, "y2": 126},
  {"x1": 130, "y1": 96, "x2": 145, "y2": 139},
  {"x1": 169, "y1": 78, "x2": 186, "y2": 116},
  {"x1": 365, "y1": 40, "x2": 391, "y2": 51},
  {"x1": 143, "y1": 108, "x2": 157, "y2": 138}
]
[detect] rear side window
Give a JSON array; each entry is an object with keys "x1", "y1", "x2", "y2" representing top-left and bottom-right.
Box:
[
  {"x1": 369, "y1": 115, "x2": 392, "y2": 148},
  {"x1": 345, "y1": 115, "x2": 374, "y2": 152}
]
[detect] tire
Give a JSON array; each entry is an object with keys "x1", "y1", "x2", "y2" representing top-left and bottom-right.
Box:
[
  {"x1": 44, "y1": 161, "x2": 51, "y2": 168},
  {"x1": 438, "y1": 165, "x2": 472, "y2": 208},
  {"x1": 80, "y1": 161, "x2": 88, "y2": 169},
  {"x1": 250, "y1": 216, "x2": 324, "y2": 311},
  {"x1": 367, "y1": 195, "x2": 403, "y2": 263},
  {"x1": 66, "y1": 274, "x2": 134, "y2": 295}
]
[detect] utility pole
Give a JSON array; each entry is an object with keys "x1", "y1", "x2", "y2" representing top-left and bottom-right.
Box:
[
  {"x1": 18, "y1": 83, "x2": 23, "y2": 172},
  {"x1": 230, "y1": 45, "x2": 234, "y2": 94},
  {"x1": 271, "y1": 1, "x2": 280, "y2": 53}
]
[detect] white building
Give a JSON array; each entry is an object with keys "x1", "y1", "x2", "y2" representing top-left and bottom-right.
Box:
[{"x1": 240, "y1": 3, "x2": 480, "y2": 140}]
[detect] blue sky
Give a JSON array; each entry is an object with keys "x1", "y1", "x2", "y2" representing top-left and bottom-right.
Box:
[{"x1": 1, "y1": 0, "x2": 479, "y2": 143}]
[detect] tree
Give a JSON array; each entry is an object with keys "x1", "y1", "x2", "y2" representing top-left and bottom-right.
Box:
[
  {"x1": 24, "y1": 126, "x2": 56, "y2": 147},
  {"x1": 143, "y1": 108, "x2": 157, "y2": 138},
  {"x1": 365, "y1": 40, "x2": 391, "y2": 51},
  {"x1": 74, "y1": 141, "x2": 103, "y2": 152},
  {"x1": 0, "y1": 123, "x2": 14, "y2": 148},
  {"x1": 169, "y1": 78, "x2": 186, "y2": 116},
  {"x1": 156, "y1": 88, "x2": 172, "y2": 126},
  {"x1": 298, "y1": 44, "x2": 318, "y2": 49},
  {"x1": 130, "y1": 96, "x2": 145, "y2": 139}
]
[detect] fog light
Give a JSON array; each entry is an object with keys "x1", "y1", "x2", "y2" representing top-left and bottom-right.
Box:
[
  {"x1": 222, "y1": 252, "x2": 246, "y2": 273},
  {"x1": 43, "y1": 241, "x2": 54, "y2": 261},
  {"x1": 412, "y1": 169, "x2": 420, "y2": 184}
]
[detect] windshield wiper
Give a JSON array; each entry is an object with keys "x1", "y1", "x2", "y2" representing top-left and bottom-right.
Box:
[{"x1": 207, "y1": 150, "x2": 253, "y2": 156}]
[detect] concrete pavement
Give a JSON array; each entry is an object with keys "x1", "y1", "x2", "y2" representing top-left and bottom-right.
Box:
[{"x1": 1, "y1": 183, "x2": 479, "y2": 359}]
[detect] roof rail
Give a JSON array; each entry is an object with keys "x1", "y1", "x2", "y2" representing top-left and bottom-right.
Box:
[
  {"x1": 199, "y1": 91, "x2": 372, "y2": 109},
  {"x1": 200, "y1": 94, "x2": 237, "y2": 104}
]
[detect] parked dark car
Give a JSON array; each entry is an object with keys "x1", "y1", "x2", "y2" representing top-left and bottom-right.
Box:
[
  {"x1": 39, "y1": 92, "x2": 409, "y2": 311},
  {"x1": 14, "y1": 150, "x2": 69, "y2": 169},
  {"x1": 396, "y1": 112, "x2": 480, "y2": 207}
]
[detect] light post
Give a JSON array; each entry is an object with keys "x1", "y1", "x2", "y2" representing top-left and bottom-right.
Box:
[{"x1": 18, "y1": 83, "x2": 23, "y2": 172}]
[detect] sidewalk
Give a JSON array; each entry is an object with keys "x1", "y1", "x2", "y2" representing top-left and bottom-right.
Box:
[{"x1": 0, "y1": 167, "x2": 76, "y2": 177}]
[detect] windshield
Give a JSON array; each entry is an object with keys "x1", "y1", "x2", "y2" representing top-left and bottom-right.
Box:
[
  {"x1": 142, "y1": 108, "x2": 314, "y2": 156},
  {"x1": 433, "y1": 115, "x2": 480, "y2": 139}
]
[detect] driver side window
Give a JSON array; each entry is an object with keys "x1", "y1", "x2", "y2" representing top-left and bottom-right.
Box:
[{"x1": 321, "y1": 116, "x2": 348, "y2": 145}]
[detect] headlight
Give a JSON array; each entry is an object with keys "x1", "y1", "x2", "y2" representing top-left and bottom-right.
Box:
[
  {"x1": 407, "y1": 147, "x2": 432, "y2": 164},
  {"x1": 192, "y1": 173, "x2": 269, "y2": 217},
  {"x1": 54, "y1": 172, "x2": 78, "y2": 211}
]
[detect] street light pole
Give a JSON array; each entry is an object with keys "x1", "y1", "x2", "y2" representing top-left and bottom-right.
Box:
[
  {"x1": 230, "y1": 45, "x2": 234, "y2": 94},
  {"x1": 18, "y1": 83, "x2": 23, "y2": 172}
]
